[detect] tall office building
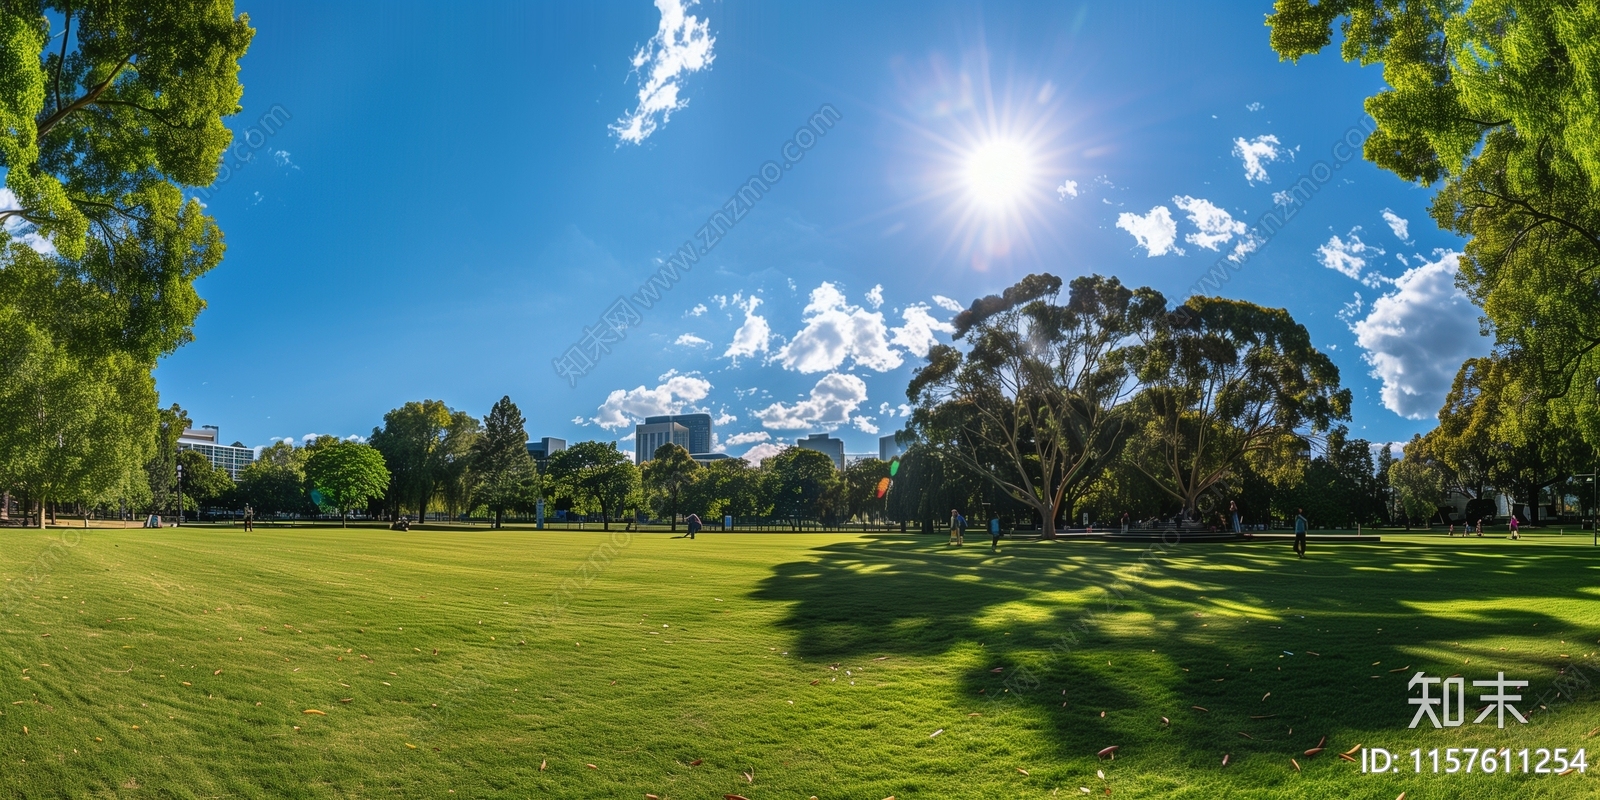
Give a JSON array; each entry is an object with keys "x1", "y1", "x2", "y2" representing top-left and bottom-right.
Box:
[
  {"x1": 643, "y1": 413, "x2": 712, "y2": 455},
  {"x1": 527, "y1": 437, "x2": 566, "y2": 471},
  {"x1": 635, "y1": 421, "x2": 690, "y2": 464},
  {"x1": 796, "y1": 433, "x2": 845, "y2": 470},
  {"x1": 879, "y1": 434, "x2": 907, "y2": 463},
  {"x1": 177, "y1": 426, "x2": 256, "y2": 480}
]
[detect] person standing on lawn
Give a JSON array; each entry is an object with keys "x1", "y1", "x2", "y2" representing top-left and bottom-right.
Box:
[
  {"x1": 1294, "y1": 508, "x2": 1307, "y2": 559},
  {"x1": 989, "y1": 516, "x2": 1002, "y2": 550},
  {"x1": 949, "y1": 509, "x2": 965, "y2": 546},
  {"x1": 1229, "y1": 500, "x2": 1241, "y2": 534},
  {"x1": 686, "y1": 513, "x2": 702, "y2": 540},
  {"x1": 1509, "y1": 514, "x2": 1520, "y2": 540}
]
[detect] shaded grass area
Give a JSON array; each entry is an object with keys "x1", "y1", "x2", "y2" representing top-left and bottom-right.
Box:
[{"x1": 1, "y1": 526, "x2": 1597, "y2": 798}]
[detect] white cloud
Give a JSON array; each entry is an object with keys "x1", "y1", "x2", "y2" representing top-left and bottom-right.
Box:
[
  {"x1": 1246, "y1": 101, "x2": 1264, "y2": 112},
  {"x1": 723, "y1": 295, "x2": 771, "y2": 362},
  {"x1": 774, "y1": 283, "x2": 902, "y2": 373},
  {"x1": 1173, "y1": 195, "x2": 1246, "y2": 251},
  {"x1": 674, "y1": 332, "x2": 711, "y2": 347},
  {"x1": 740, "y1": 442, "x2": 784, "y2": 465},
  {"x1": 1116, "y1": 206, "x2": 1183, "y2": 257},
  {"x1": 610, "y1": 0, "x2": 716, "y2": 145},
  {"x1": 590, "y1": 371, "x2": 713, "y2": 430},
  {"x1": 1316, "y1": 229, "x2": 1383, "y2": 280},
  {"x1": 853, "y1": 416, "x2": 880, "y2": 434},
  {"x1": 896, "y1": 403, "x2": 912, "y2": 417},
  {"x1": 1336, "y1": 291, "x2": 1364, "y2": 324},
  {"x1": 0, "y1": 188, "x2": 55, "y2": 254},
  {"x1": 865, "y1": 284, "x2": 884, "y2": 309},
  {"x1": 713, "y1": 410, "x2": 737, "y2": 426},
  {"x1": 1228, "y1": 232, "x2": 1263, "y2": 263},
  {"x1": 1381, "y1": 208, "x2": 1411, "y2": 243},
  {"x1": 932, "y1": 295, "x2": 964, "y2": 313},
  {"x1": 890, "y1": 303, "x2": 956, "y2": 358},
  {"x1": 1351, "y1": 251, "x2": 1490, "y2": 420},
  {"x1": 1232, "y1": 134, "x2": 1283, "y2": 184},
  {"x1": 724, "y1": 431, "x2": 771, "y2": 446},
  {"x1": 273, "y1": 150, "x2": 299, "y2": 170},
  {"x1": 1056, "y1": 179, "x2": 1080, "y2": 199},
  {"x1": 754, "y1": 372, "x2": 870, "y2": 431},
  {"x1": 688, "y1": 303, "x2": 707, "y2": 317}
]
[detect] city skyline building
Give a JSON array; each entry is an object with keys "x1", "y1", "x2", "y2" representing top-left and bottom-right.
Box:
[
  {"x1": 635, "y1": 421, "x2": 691, "y2": 465},
  {"x1": 797, "y1": 433, "x2": 845, "y2": 470},
  {"x1": 643, "y1": 413, "x2": 712, "y2": 456},
  {"x1": 178, "y1": 426, "x2": 256, "y2": 481}
]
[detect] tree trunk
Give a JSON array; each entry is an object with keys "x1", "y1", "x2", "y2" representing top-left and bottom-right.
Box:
[
  {"x1": 37, "y1": 499, "x2": 46, "y2": 529},
  {"x1": 342, "y1": 509, "x2": 348, "y2": 528},
  {"x1": 0, "y1": 491, "x2": 8, "y2": 521}
]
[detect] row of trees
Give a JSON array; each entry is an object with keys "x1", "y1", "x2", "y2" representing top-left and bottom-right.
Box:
[{"x1": 0, "y1": 3, "x2": 254, "y2": 526}]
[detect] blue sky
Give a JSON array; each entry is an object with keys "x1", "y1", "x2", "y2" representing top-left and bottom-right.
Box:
[{"x1": 152, "y1": 0, "x2": 1489, "y2": 460}]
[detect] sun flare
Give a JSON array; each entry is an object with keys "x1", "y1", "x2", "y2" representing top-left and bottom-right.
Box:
[{"x1": 963, "y1": 139, "x2": 1035, "y2": 212}]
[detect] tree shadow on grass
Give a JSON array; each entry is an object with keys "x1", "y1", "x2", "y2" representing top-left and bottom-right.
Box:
[{"x1": 750, "y1": 534, "x2": 1600, "y2": 785}]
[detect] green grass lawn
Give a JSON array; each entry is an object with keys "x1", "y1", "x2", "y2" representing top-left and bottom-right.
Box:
[{"x1": 3, "y1": 524, "x2": 1598, "y2": 798}]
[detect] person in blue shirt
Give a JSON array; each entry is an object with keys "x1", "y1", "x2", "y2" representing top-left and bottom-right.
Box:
[
  {"x1": 1294, "y1": 508, "x2": 1307, "y2": 559},
  {"x1": 989, "y1": 516, "x2": 1001, "y2": 550}
]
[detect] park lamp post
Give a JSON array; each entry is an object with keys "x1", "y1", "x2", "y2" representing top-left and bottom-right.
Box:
[
  {"x1": 1578, "y1": 473, "x2": 1599, "y2": 547},
  {"x1": 176, "y1": 460, "x2": 184, "y2": 527}
]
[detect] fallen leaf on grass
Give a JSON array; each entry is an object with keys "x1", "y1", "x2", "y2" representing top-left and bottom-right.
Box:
[
  {"x1": 810, "y1": 680, "x2": 819, "y2": 685},
  {"x1": 1097, "y1": 746, "x2": 1119, "y2": 759},
  {"x1": 874, "y1": 656, "x2": 889, "y2": 661},
  {"x1": 1160, "y1": 717, "x2": 1169, "y2": 726},
  {"x1": 1249, "y1": 715, "x2": 1276, "y2": 720},
  {"x1": 1304, "y1": 748, "x2": 1324, "y2": 757},
  {"x1": 586, "y1": 764, "x2": 598, "y2": 770},
  {"x1": 723, "y1": 795, "x2": 750, "y2": 800},
  {"x1": 1237, "y1": 732, "x2": 1253, "y2": 739},
  {"x1": 991, "y1": 667, "x2": 1005, "y2": 673},
  {"x1": 1396, "y1": 794, "x2": 1406, "y2": 800},
  {"x1": 1291, "y1": 758, "x2": 1301, "y2": 772},
  {"x1": 1586, "y1": 727, "x2": 1600, "y2": 738},
  {"x1": 646, "y1": 795, "x2": 659, "y2": 800},
  {"x1": 689, "y1": 759, "x2": 703, "y2": 766},
  {"x1": 213, "y1": 670, "x2": 222, "y2": 675},
  {"x1": 1017, "y1": 767, "x2": 1030, "y2": 775},
  {"x1": 1221, "y1": 754, "x2": 1230, "y2": 767},
  {"x1": 1261, "y1": 692, "x2": 1270, "y2": 701},
  {"x1": 967, "y1": 713, "x2": 981, "y2": 717},
  {"x1": 1191, "y1": 706, "x2": 1209, "y2": 712},
  {"x1": 181, "y1": 682, "x2": 191, "y2": 686},
  {"x1": 930, "y1": 729, "x2": 943, "y2": 738},
  {"x1": 1388, "y1": 665, "x2": 1410, "y2": 673},
  {"x1": 1306, "y1": 651, "x2": 1320, "y2": 656},
  {"x1": 1343, "y1": 743, "x2": 1363, "y2": 756},
  {"x1": 339, "y1": 698, "x2": 352, "y2": 703},
  {"x1": 742, "y1": 770, "x2": 754, "y2": 783},
  {"x1": 1338, "y1": 753, "x2": 1358, "y2": 763},
  {"x1": 302, "y1": 709, "x2": 326, "y2": 715},
  {"x1": 405, "y1": 743, "x2": 417, "y2": 749},
  {"x1": 1559, "y1": 767, "x2": 1577, "y2": 776},
  {"x1": 540, "y1": 760, "x2": 546, "y2": 771}
]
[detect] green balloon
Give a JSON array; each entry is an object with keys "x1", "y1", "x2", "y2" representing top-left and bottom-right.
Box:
[{"x1": 889, "y1": 457, "x2": 900, "y2": 477}]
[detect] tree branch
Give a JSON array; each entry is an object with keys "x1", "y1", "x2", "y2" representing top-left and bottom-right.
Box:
[
  {"x1": 53, "y1": 1, "x2": 72, "y2": 115},
  {"x1": 37, "y1": 51, "x2": 134, "y2": 139}
]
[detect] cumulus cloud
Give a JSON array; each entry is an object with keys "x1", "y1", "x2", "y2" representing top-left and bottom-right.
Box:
[
  {"x1": 590, "y1": 371, "x2": 712, "y2": 430},
  {"x1": 1116, "y1": 205, "x2": 1183, "y2": 257},
  {"x1": 1173, "y1": 195, "x2": 1247, "y2": 251},
  {"x1": 890, "y1": 303, "x2": 956, "y2": 358},
  {"x1": 610, "y1": 0, "x2": 716, "y2": 145},
  {"x1": 674, "y1": 332, "x2": 711, "y2": 347},
  {"x1": 1056, "y1": 179, "x2": 1080, "y2": 199},
  {"x1": 713, "y1": 410, "x2": 737, "y2": 426},
  {"x1": 865, "y1": 284, "x2": 884, "y2": 309},
  {"x1": 1316, "y1": 229, "x2": 1383, "y2": 280},
  {"x1": 724, "y1": 431, "x2": 771, "y2": 447},
  {"x1": 1381, "y1": 208, "x2": 1411, "y2": 243},
  {"x1": 723, "y1": 295, "x2": 772, "y2": 362},
  {"x1": 1350, "y1": 251, "x2": 1490, "y2": 419},
  {"x1": 1232, "y1": 134, "x2": 1283, "y2": 184},
  {"x1": 774, "y1": 283, "x2": 902, "y2": 373},
  {"x1": 740, "y1": 442, "x2": 784, "y2": 465},
  {"x1": 754, "y1": 372, "x2": 870, "y2": 430},
  {"x1": 853, "y1": 416, "x2": 880, "y2": 434},
  {"x1": 932, "y1": 295, "x2": 964, "y2": 313}
]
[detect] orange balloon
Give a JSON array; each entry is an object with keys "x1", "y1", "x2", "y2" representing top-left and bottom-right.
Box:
[{"x1": 875, "y1": 477, "x2": 891, "y2": 498}]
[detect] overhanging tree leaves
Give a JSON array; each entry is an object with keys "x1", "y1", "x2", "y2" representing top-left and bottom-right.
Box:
[
  {"x1": 1126, "y1": 296, "x2": 1350, "y2": 515},
  {"x1": 1268, "y1": 1, "x2": 1600, "y2": 403},
  {"x1": 908, "y1": 273, "x2": 1162, "y2": 537}
]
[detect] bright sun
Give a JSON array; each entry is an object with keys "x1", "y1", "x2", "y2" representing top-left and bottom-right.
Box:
[{"x1": 963, "y1": 139, "x2": 1035, "y2": 211}]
